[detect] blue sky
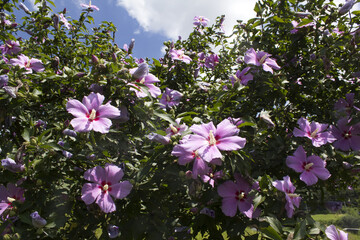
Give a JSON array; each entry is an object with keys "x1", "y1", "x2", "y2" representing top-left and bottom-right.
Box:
[{"x1": 16, "y1": 0, "x2": 358, "y2": 60}]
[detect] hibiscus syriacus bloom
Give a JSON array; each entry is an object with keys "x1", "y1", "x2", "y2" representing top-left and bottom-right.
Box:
[
  {"x1": 128, "y1": 63, "x2": 161, "y2": 98},
  {"x1": 193, "y1": 16, "x2": 209, "y2": 27},
  {"x1": 325, "y1": 225, "x2": 348, "y2": 240},
  {"x1": 204, "y1": 54, "x2": 219, "y2": 70},
  {"x1": 334, "y1": 93, "x2": 359, "y2": 116},
  {"x1": 244, "y1": 48, "x2": 281, "y2": 74},
  {"x1": 66, "y1": 92, "x2": 121, "y2": 133},
  {"x1": 59, "y1": 13, "x2": 71, "y2": 29},
  {"x1": 159, "y1": 88, "x2": 183, "y2": 109},
  {"x1": 272, "y1": 176, "x2": 301, "y2": 218},
  {"x1": 217, "y1": 175, "x2": 255, "y2": 218},
  {"x1": 81, "y1": 1, "x2": 99, "y2": 11},
  {"x1": 81, "y1": 164, "x2": 132, "y2": 213},
  {"x1": 180, "y1": 119, "x2": 246, "y2": 162},
  {"x1": 169, "y1": 49, "x2": 192, "y2": 64},
  {"x1": 165, "y1": 118, "x2": 188, "y2": 137},
  {"x1": 10, "y1": 54, "x2": 44, "y2": 74},
  {"x1": 293, "y1": 117, "x2": 336, "y2": 147},
  {"x1": 201, "y1": 169, "x2": 223, "y2": 187},
  {"x1": 330, "y1": 117, "x2": 360, "y2": 151},
  {"x1": 0, "y1": 40, "x2": 21, "y2": 55},
  {"x1": 286, "y1": 146, "x2": 331, "y2": 186},
  {"x1": 230, "y1": 67, "x2": 253, "y2": 86},
  {"x1": 0, "y1": 183, "x2": 25, "y2": 216}
]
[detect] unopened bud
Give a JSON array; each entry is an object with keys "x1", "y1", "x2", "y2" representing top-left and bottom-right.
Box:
[
  {"x1": 128, "y1": 38, "x2": 135, "y2": 54},
  {"x1": 53, "y1": 14, "x2": 59, "y2": 30},
  {"x1": 91, "y1": 55, "x2": 99, "y2": 64},
  {"x1": 132, "y1": 63, "x2": 148, "y2": 80},
  {"x1": 19, "y1": 3, "x2": 31, "y2": 14},
  {"x1": 339, "y1": 0, "x2": 355, "y2": 15},
  {"x1": 30, "y1": 211, "x2": 47, "y2": 228}
]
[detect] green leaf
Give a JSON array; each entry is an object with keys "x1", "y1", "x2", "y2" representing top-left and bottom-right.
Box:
[
  {"x1": 260, "y1": 226, "x2": 283, "y2": 240},
  {"x1": 254, "y1": 2, "x2": 262, "y2": 13},
  {"x1": 272, "y1": 16, "x2": 285, "y2": 23},
  {"x1": 264, "y1": 216, "x2": 283, "y2": 234},
  {"x1": 153, "y1": 111, "x2": 177, "y2": 125},
  {"x1": 22, "y1": 128, "x2": 31, "y2": 142},
  {"x1": 94, "y1": 226, "x2": 103, "y2": 239},
  {"x1": 293, "y1": 219, "x2": 307, "y2": 240}
]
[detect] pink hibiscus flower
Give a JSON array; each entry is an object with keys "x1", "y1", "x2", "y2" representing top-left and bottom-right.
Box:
[{"x1": 81, "y1": 164, "x2": 132, "y2": 213}]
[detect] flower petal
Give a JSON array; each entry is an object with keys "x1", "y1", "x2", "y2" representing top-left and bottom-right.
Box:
[
  {"x1": 96, "y1": 192, "x2": 116, "y2": 213},
  {"x1": 300, "y1": 171, "x2": 318, "y2": 186},
  {"x1": 82, "y1": 92, "x2": 105, "y2": 111},
  {"x1": 84, "y1": 166, "x2": 106, "y2": 183},
  {"x1": 104, "y1": 164, "x2": 124, "y2": 184},
  {"x1": 221, "y1": 197, "x2": 238, "y2": 217},
  {"x1": 215, "y1": 119, "x2": 239, "y2": 138},
  {"x1": 97, "y1": 103, "x2": 120, "y2": 119},
  {"x1": 70, "y1": 117, "x2": 92, "y2": 132},
  {"x1": 190, "y1": 122, "x2": 216, "y2": 138},
  {"x1": 81, "y1": 183, "x2": 101, "y2": 205},
  {"x1": 91, "y1": 118, "x2": 112, "y2": 133},
  {"x1": 66, "y1": 99, "x2": 88, "y2": 118},
  {"x1": 109, "y1": 181, "x2": 132, "y2": 199},
  {"x1": 216, "y1": 136, "x2": 246, "y2": 151},
  {"x1": 217, "y1": 181, "x2": 237, "y2": 197}
]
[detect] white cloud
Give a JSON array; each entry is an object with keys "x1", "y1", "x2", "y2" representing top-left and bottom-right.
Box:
[{"x1": 116, "y1": 0, "x2": 257, "y2": 40}]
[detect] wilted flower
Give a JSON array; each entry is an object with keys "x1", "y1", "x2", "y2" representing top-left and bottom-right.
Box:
[
  {"x1": 0, "y1": 74, "x2": 9, "y2": 88},
  {"x1": 325, "y1": 225, "x2": 348, "y2": 240},
  {"x1": 204, "y1": 54, "x2": 219, "y2": 69},
  {"x1": 338, "y1": 0, "x2": 355, "y2": 15},
  {"x1": 108, "y1": 225, "x2": 120, "y2": 238},
  {"x1": 244, "y1": 48, "x2": 281, "y2": 74},
  {"x1": 62, "y1": 150, "x2": 73, "y2": 159},
  {"x1": 10, "y1": 54, "x2": 44, "y2": 74},
  {"x1": 147, "y1": 132, "x2": 171, "y2": 145},
  {"x1": 0, "y1": 40, "x2": 21, "y2": 55},
  {"x1": 199, "y1": 207, "x2": 215, "y2": 218},
  {"x1": 259, "y1": 110, "x2": 275, "y2": 128},
  {"x1": 59, "y1": 13, "x2": 71, "y2": 29},
  {"x1": 293, "y1": 117, "x2": 336, "y2": 147},
  {"x1": 193, "y1": 16, "x2": 209, "y2": 27},
  {"x1": 1, "y1": 158, "x2": 24, "y2": 173},
  {"x1": 169, "y1": 49, "x2": 192, "y2": 64},
  {"x1": 30, "y1": 211, "x2": 47, "y2": 228},
  {"x1": 63, "y1": 129, "x2": 77, "y2": 137},
  {"x1": 66, "y1": 92, "x2": 121, "y2": 133},
  {"x1": 81, "y1": 164, "x2": 132, "y2": 213},
  {"x1": 159, "y1": 88, "x2": 183, "y2": 109},
  {"x1": 286, "y1": 145, "x2": 331, "y2": 186},
  {"x1": 272, "y1": 176, "x2": 301, "y2": 218}
]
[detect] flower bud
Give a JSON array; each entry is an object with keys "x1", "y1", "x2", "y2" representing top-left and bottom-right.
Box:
[
  {"x1": 339, "y1": 0, "x2": 355, "y2": 15},
  {"x1": 3, "y1": 86, "x2": 17, "y2": 98},
  {"x1": 128, "y1": 38, "x2": 135, "y2": 54},
  {"x1": 53, "y1": 14, "x2": 59, "y2": 30},
  {"x1": 30, "y1": 211, "x2": 47, "y2": 228},
  {"x1": 0, "y1": 74, "x2": 9, "y2": 88},
  {"x1": 91, "y1": 55, "x2": 99, "y2": 64},
  {"x1": 19, "y1": 3, "x2": 31, "y2": 14},
  {"x1": 63, "y1": 129, "x2": 77, "y2": 137},
  {"x1": 108, "y1": 225, "x2": 120, "y2": 238},
  {"x1": 132, "y1": 63, "x2": 148, "y2": 80}
]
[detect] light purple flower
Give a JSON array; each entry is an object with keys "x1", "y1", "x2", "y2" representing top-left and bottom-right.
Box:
[
  {"x1": 81, "y1": 1, "x2": 99, "y2": 11},
  {"x1": 0, "y1": 183, "x2": 25, "y2": 216},
  {"x1": 165, "y1": 118, "x2": 188, "y2": 137},
  {"x1": 30, "y1": 211, "x2": 47, "y2": 228},
  {"x1": 244, "y1": 48, "x2": 281, "y2": 74},
  {"x1": 59, "y1": 13, "x2": 71, "y2": 29},
  {"x1": 147, "y1": 133, "x2": 171, "y2": 145},
  {"x1": 272, "y1": 176, "x2": 301, "y2": 218},
  {"x1": 66, "y1": 92, "x2": 121, "y2": 133},
  {"x1": 330, "y1": 117, "x2": 360, "y2": 151},
  {"x1": 290, "y1": 20, "x2": 315, "y2": 34},
  {"x1": 217, "y1": 175, "x2": 254, "y2": 218},
  {"x1": 1, "y1": 158, "x2": 25, "y2": 173},
  {"x1": 159, "y1": 88, "x2": 183, "y2": 109},
  {"x1": 0, "y1": 40, "x2": 21, "y2": 55},
  {"x1": 10, "y1": 54, "x2": 44, "y2": 74},
  {"x1": 0, "y1": 74, "x2": 9, "y2": 88},
  {"x1": 129, "y1": 63, "x2": 161, "y2": 98},
  {"x1": 230, "y1": 67, "x2": 253, "y2": 86},
  {"x1": 293, "y1": 117, "x2": 336, "y2": 147},
  {"x1": 193, "y1": 16, "x2": 209, "y2": 27},
  {"x1": 169, "y1": 49, "x2": 192, "y2": 64},
  {"x1": 81, "y1": 164, "x2": 132, "y2": 213},
  {"x1": 180, "y1": 119, "x2": 246, "y2": 162},
  {"x1": 204, "y1": 54, "x2": 219, "y2": 70},
  {"x1": 286, "y1": 146, "x2": 331, "y2": 186},
  {"x1": 201, "y1": 169, "x2": 223, "y2": 187},
  {"x1": 334, "y1": 93, "x2": 359, "y2": 116},
  {"x1": 325, "y1": 225, "x2": 348, "y2": 240},
  {"x1": 62, "y1": 150, "x2": 73, "y2": 158}
]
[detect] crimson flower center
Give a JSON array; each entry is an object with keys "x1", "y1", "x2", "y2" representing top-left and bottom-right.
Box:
[
  {"x1": 99, "y1": 181, "x2": 112, "y2": 193},
  {"x1": 235, "y1": 191, "x2": 246, "y2": 201},
  {"x1": 342, "y1": 131, "x2": 351, "y2": 139},
  {"x1": 303, "y1": 162, "x2": 314, "y2": 171},
  {"x1": 208, "y1": 130, "x2": 218, "y2": 146}
]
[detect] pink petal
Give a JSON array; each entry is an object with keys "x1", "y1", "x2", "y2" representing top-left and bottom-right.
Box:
[
  {"x1": 0, "y1": 202, "x2": 10, "y2": 216},
  {"x1": 198, "y1": 145, "x2": 222, "y2": 162},
  {"x1": 217, "y1": 181, "x2": 237, "y2": 197},
  {"x1": 91, "y1": 118, "x2": 112, "y2": 133},
  {"x1": 237, "y1": 198, "x2": 252, "y2": 213},
  {"x1": 81, "y1": 183, "x2": 101, "y2": 205},
  {"x1": 66, "y1": 99, "x2": 88, "y2": 118},
  {"x1": 192, "y1": 157, "x2": 209, "y2": 177},
  {"x1": 325, "y1": 225, "x2": 344, "y2": 240},
  {"x1": 312, "y1": 166, "x2": 331, "y2": 180},
  {"x1": 215, "y1": 119, "x2": 239, "y2": 138},
  {"x1": 104, "y1": 164, "x2": 124, "y2": 183},
  {"x1": 146, "y1": 83, "x2": 161, "y2": 98},
  {"x1": 97, "y1": 103, "x2": 120, "y2": 119},
  {"x1": 180, "y1": 135, "x2": 208, "y2": 151},
  {"x1": 216, "y1": 136, "x2": 246, "y2": 151},
  {"x1": 84, "y1": 166, "x2": 106, "y2": 183},
  {"x1": 300, "y1": 171, "x2": 318, "y2": 186},
  {"x1": 286, "y1": 156, "x2": 304, "y2": 173},
  {"x1": 96, "y1": 192, "x2": 116, "y2": 213},
  {"x1": 109, "y1": 181, "x2": 132, "y2": 199},
  {"x1": 82, "y1": 92, "x2": 104, "y2": 111},
  {"x1": 70, "y1": 117, "x2": 92, "y2": 132},
  {"x1": 221, "y1": 197, "x2": 238, "y2": 217},
  {"x1": 190, "y1": 122, "x2": 216, "y2": 138}
]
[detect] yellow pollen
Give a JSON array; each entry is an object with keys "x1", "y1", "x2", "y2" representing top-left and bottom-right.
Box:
[
  {"x1": 259, "y1": 54, "x2": 268, "y2": 64},
  {"x1": 89, "y1": 109, "x2": 97, "y2": 120},
  {"x1": 208, "y1": 130, "x2": 217, "y2": 145},
  {"x1": 310, "y1": 128, "x2": 320, "y2": 138},
  {"x1": 25, "y1": 61, "x2": 31, "y2": 68},
  {"x1": 232, "y1": 75, "x2": 240, "y2": 82},
  {"x1": 139, "y1": 78, "x2": 145, "y2": 84},
  {"x1": 304, "y1": 162, "x2": 314, "y2": 170},
  {"x1": 7, "y1": 197, "x2": 16, "y2": 203},
  {"x1": 103, "y1": 184, "x2": 109, "y2": 191},
  {"x1": 238, "y1": 192, "x2": 245, "y2": 200},
  {"x1": 166, "y1": 95, "x2": 171, "y2": 102},
  {"x1": 287, "y1": 193, "x2": 299, "y2": 198},
  {"x1": 170, "y1": 124, "x2": 178, "y2": 134}
]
